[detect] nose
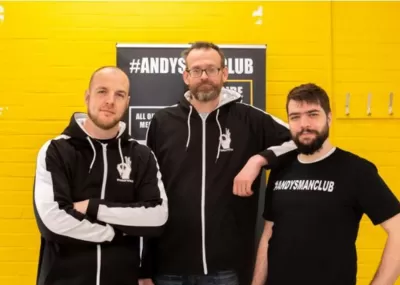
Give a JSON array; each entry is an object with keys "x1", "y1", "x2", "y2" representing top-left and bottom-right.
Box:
[
  {"x1": 104, "y1": 92, "x2": 115, "y2": 105},
  {"x1": 200, "y1": 70, "x2": 209, "y2": 80},
  {"x1": 299, "y1": 115, "x2": 311, "y2": 128}
]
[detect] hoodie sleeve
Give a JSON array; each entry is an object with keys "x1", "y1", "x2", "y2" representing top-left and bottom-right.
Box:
[
  {"x1": 33, "y1": 140, "x2": 116, "y2": 244},
  {"x1": 246, "y1": 105, "x2": 298, "y2": 169},
  {"x1": 85, "y1": 147, "x2": 168, "y2": 238}
]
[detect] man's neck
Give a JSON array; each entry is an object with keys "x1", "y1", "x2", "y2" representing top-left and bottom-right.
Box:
[
  {"x1": 190, "y1": 96, "x2": 220, "y2": 114},
  {"x1": 298, "y1": 140, "x2": 334, "y2": 163},
  {"x1": 83, "y1": 119, "x2": 119, "y2": 140}
]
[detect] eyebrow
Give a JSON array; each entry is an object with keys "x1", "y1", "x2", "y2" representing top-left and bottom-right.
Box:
[
  {"x1": 190, "y1": 64, "x2": 216, "y2": 69},
  {"x1": 95, "y1": 87, "x2": 126, "y2": 94},
  {"x1": 288, "y1": 109, "x2": 320, "y2": 116}
]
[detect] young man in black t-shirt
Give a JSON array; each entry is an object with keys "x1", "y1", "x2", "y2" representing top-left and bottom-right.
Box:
[{"x1": 251, "y1": 83, "x2": 400, "y2": 285}]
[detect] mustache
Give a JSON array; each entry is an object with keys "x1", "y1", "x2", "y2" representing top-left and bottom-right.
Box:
[
  {"x1": 198, "y1": 82, "x2": 214, "y2": 86},
  {"x1": 100, "y1": 109, "x2": 115, "y2": 113},
  {"x1": 298, "y1": 129, "x2": 319, "y2": 135}
]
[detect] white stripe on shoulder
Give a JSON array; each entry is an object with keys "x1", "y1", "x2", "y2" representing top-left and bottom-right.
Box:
[
  {"x1": 165, "y1": 103, "x2": 179, "y2": 109},
  {"x1": 236, "y1": 102, "x2": 289, "y2": 128},
  {"x1": 54, "y1": 134, "x2": 71, "y2": 140}
]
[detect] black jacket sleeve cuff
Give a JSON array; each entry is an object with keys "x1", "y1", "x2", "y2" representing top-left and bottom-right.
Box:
[
  {"x1": 258, "y1": 149, "x2": 277, "y2": 170},
  {"x1": 259, "y1": 149, "x2": 299, "y2": 170},
  {"x1": 86, "y1": 198, "x2": 101, "y2": 220},
  {"x1": 138, "y1": 267, "x2": 153, "y2": 279}
]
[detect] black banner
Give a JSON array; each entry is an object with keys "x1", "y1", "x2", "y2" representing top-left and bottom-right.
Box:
[{"x1": 116, "y1": 43, "x2": 266, "y2": 144}]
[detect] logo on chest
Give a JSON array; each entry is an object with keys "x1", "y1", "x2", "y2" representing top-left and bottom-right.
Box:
[
  {"x1": 219, "y1": 128, "x2": 233, "y2": 152},
  {"x1": 274, "y1": 179, "x2": 335, "y2": 192},
  {"x1": 117, "y1": 156, "x2": 134, "y2": 183}
]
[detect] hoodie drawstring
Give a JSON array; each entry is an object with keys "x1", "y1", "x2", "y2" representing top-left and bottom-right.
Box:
[
  {"x1": 87, "y1": 137, "x2": 96, "y2": 173},
  {"x1": 185, "y1": 106, "x2": 223, "y2": 162},
  {"x1": 215, "y1": 109, "x2": 222, "y2": 162},
  {"x1": 86, "y1": 137, "x2": 125, "y2": 173},
  {"x1": 118, "y1": 138, "x2": 124, "y2": 163},
  {"x1": 186, "y1": 105, "x2": 193, "y2": 150}
]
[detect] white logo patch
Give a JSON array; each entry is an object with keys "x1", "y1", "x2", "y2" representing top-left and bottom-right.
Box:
[
  {"x1": 219, "y1": 128, "x2": 233, "y2": 152},
  {"x1": 117, "y1": 156, "x2": 134, "y2": 183}
]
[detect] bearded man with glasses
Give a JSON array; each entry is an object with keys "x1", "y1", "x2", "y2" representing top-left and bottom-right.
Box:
[{"x1": 140, "y1": 41, "x2": 297, "y2": 285}]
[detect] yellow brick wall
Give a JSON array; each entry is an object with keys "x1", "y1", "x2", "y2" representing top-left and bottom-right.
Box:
[{"x1": 0, "y1": 1, "x2": 398, "y2": 284}]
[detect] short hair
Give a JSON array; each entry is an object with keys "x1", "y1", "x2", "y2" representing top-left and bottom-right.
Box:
[
  {"x1": 181, "y1": 41, "x2": 226, "y2": 69},
  {"x1": 286, "y1": 83, "x2": 331, "y2": 114},
  {"x1": 88, "y1": 66, "x2": 128, "y2": 89}
]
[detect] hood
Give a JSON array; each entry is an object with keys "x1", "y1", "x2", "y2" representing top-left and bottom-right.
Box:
[
  {"x1": 181, "y1": 87, "x2": 242, "y2": 110},
  {"x1": 62, "y1": 112, "x2": 130, "y2": 142},
  {"x1": 180, "y1": 87, "x2": 242, "y2": 162},
  {"x1": 62, "y1": 112, "x2": 136, "y2": 173}
]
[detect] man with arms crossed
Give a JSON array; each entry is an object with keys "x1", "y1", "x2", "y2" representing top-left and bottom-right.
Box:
[
  {"x1": 33, "y1": 66, "x2": 168, "y2": 285},
  {"x1": 140, "y1": 42, "x2": 297, "y2": 285},
  {"x1": 252, "y1": 83, "x2": 400, "y2": 285}
]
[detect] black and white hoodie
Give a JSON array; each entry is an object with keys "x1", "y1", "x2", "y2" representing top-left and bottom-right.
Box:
[
  {"x1": 143, "y1": 88, "x2": 296, "y2": 283},
  {"x1": 33, "y1": 113, "x2": 168, "y2": 285}
]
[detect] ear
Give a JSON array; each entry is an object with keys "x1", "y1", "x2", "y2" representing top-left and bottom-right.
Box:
[
  {"x1": 85, "y1": 90, "x2": 90, "y2": 105},
  {"x1": 327, "y1": 112, "x2": 332, "y2": 126},
  {"x1": 222, "y1": 66, "x2": 229, "y2": 83},
  {"x1": 183, "y1": 70, "x2": 190, "y2": 85}
]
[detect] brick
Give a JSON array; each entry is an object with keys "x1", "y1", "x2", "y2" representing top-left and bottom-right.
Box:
[
  {"x1": 0, "y1": 234, "x2": 39, "y2": 247},
  {"x1": 0, "y1": 163, "x2": 35, "y2": 178},
  {"x1": 0, "y1": 94, "x2": 85, "y2": 107},
  {"x1": 0, "y1": 277, "x2": 20, "y2": 285},
  {"x1": 0, "y1": 107, "x2": 83, "y2": 121},
  {"x1": 334, "y1": 120, "x2": 400, "y2": 138},
  {"x1": 0, "y1": 262, "x2": 37, "y2": 276},
  {"x1": 0, "y1": 150, "x2": 38, "y2": 163},
  {"x1": 0, "y1": 177, "x2": 35, "y2": 191},
  {"x1": 0, "y1": 192, "x2": 33, "y2": 206},
  {"x1": 0, "y1": 248, "x2": 38, "y2": 262},
  {"x1": 0, "y1": 122, "x2": 67, "y2": 135},
  {"x1": 0, "y1": 219, "x2": 38, "y2": 234},
  {"x1": 268, "y1": 68, "x2": 328, "y2": 83},
  {"x1": 0, "y1": 206, "x2": 34, "y2": 219},
  {"x1": 268, "y1": 55, "x2": 327, "y2": 70},
  {"x1": 0, "y1": 135, "x2": 52, "y2": 150}
]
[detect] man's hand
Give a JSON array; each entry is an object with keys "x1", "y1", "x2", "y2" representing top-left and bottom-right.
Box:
[
  {"x1": 139, "y1": 279, "x2": 154, "y2": 285},
  {"x1": 233, "y1": 155, "x2": 267, "y2": 197},
  {"x1": 73, "y1": 200, "x2": 89, "y2": 214}
]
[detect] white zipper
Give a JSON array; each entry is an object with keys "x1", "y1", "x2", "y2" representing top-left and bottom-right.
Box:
[
  {"x1": 96, "y1": 143, "x2": 108, "y2": 285},
  {"x1": 201, "y1": 118, "x2": 208, "y2": 274}
]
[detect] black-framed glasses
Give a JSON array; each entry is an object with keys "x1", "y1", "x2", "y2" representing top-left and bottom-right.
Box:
[{"x1": 186, "y1": 66, "x2": 221, "y2": 78}]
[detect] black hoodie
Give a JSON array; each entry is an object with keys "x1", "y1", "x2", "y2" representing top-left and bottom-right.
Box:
[
  {"x1": 143, "y1": 88, "x2": 296, "y2": 283},
  {"x1": 33, "y1": 113, "x2": 168, "y2": 285}
]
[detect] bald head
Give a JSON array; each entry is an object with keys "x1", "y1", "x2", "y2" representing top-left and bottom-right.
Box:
[
  {"x1": 85, "y1": 66, "x2": 131, "y2": 131},
  {"x1": 88, "y1": 66, "x2": 130, "y2": 91}
]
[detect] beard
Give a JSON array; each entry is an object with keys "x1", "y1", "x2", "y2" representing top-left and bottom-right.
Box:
[
  {"x1": 189, "y1": 80, "x2": 223, "y2": 102},
  {"x1": 88, "y1": 109, "x2": 122, "y2": 130},
  {"x1": 292, "y1": 123, "x2": 329, "y2": 155}
]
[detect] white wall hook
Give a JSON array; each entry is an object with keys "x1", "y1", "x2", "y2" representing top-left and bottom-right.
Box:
[{"x1": 367, "y1": 93, "x2": 372, "y2": 116}]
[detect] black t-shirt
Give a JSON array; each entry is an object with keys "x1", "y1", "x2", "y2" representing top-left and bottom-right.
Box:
[{"x1": 263, "y1": 147, "x2": 400, "y2": 285}]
